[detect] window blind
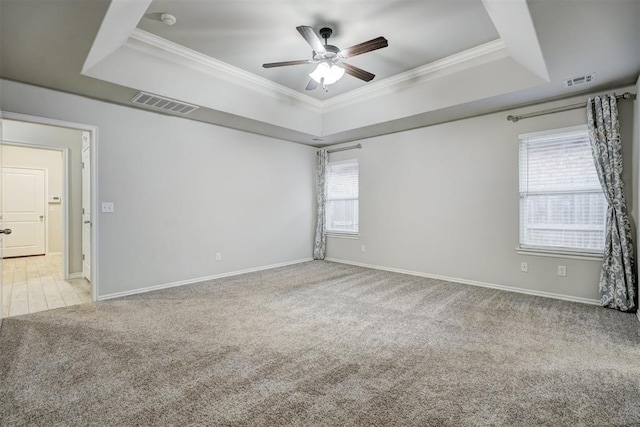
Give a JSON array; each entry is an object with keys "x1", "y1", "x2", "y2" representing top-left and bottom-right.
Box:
[
  {"x1": 519, "y1": 128, "x2": 607, "y2": 253},
  {"x1": 326, "y1": 159, "x2": 359, "y2": 234}
]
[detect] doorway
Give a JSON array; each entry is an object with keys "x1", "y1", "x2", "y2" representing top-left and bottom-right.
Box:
[{"x1": 0, "y1": 115, "x2": 97, "y2": 318}]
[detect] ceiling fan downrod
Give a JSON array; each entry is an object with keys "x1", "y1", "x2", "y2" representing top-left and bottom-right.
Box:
[{"x1": 319, "y1": 27, "x2": 333, "y2": 46}]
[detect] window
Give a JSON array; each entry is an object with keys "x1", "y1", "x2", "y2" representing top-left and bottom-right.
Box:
[
  {"x1": 326, "y1": 159, "x2": 359, "y2": 234},
  {"x1": 519, "y1": 126, "x2": 606, "y2": 254}
]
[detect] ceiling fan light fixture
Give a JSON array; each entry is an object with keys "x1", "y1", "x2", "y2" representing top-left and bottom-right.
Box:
[{"x1": 309, "y1": 62, "x2": 345, "y2": 85}]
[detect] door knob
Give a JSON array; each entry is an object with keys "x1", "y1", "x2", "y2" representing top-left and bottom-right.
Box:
[
  {"x1": 84, "y1": 221, "x2": 91, "y2": 224},
  {"x1": 40, "y1": 215, "x2": 44, "y2": 219},
  {"x1": 0, "y1": 229, "x2": 12, "y2": 235}
]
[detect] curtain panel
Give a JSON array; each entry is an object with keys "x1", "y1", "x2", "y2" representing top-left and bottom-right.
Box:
[
  {"x1": 313, "y1": 150, "x2": 328, "y2": 260},
  {"x1": 587, "y1": 94, "x2": 636, "y2": 312}
]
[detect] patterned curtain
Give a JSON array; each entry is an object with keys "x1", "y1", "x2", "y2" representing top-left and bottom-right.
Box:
[
  {"x1": 587, "y1": 94, "x2": 636, "y2": 312},
  {"x1": 313, "y1": 150, "x2": 328, "y2": 260}
]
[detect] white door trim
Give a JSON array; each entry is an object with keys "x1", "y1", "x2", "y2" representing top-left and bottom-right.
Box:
[
  {"x1": 1, "y1": 111, "x2": 99, "y2": 302},
  {"x1": 81, "y1": 140, "x2": 91, "y2": 282}
]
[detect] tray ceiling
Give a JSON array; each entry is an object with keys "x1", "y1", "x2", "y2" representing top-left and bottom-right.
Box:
[{"x1": 137, "y1": 0, "x2": 500, "y2": 100}]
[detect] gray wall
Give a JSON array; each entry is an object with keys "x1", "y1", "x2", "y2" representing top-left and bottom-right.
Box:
[
  {"x1": 1, "y1": 79, "x2": 316, "y2": 297},
  {"x1": 326, "y1": 86, "x2": 636, "y2": 302},
  {"x1": 2, "y1": 121, "x2": 83, "y2": 274}
]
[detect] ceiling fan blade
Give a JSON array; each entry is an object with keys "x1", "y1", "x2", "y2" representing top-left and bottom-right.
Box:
[
  {"x1": 297, "y1": 25, "x2": 326, "y2": 53},
  {"x1": 342, "y1": 63, "x2": 375, "y2": 82},
  {"x1": 305, "y1": 79, "x2": 318, "y2": 91},
  {"x1": 340, "y1": 36, "x2": 388, "y2": 58},
  {"x1": 262, "y1": 59, "x2": 312, "y2": 68}
]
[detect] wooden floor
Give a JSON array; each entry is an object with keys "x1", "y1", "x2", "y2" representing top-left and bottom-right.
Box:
[{"x1": 2, "y1": 254, "x2": 91, "y2": 318}]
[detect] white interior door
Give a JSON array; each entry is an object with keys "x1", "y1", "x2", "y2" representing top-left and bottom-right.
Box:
[
  {"x1": 82, "y1": 134, "x2": 91, "y2": 281},
  {"x1": 2, "y1": 167, "x2": 46, "y2": 258}
]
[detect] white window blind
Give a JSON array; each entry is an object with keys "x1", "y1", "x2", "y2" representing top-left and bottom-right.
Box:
[
  {"x1": 326, "y1": 159, "x2": 359, "y2": 234},
  {"x1": 519, "y1": 126, "x2": 607, "y2": 253}
]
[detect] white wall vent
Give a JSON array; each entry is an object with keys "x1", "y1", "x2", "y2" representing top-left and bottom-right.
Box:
[
  {"x1": 130, "y1": 92, "x2": 199, "y2": 114},
  {"x1": 563, "y1": 73, "x2": 596, "y2": 88}
]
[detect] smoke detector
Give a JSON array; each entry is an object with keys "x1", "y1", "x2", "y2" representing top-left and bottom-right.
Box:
[{"x1": 161, "y1": 13, "x2": 176, "y2": 26}]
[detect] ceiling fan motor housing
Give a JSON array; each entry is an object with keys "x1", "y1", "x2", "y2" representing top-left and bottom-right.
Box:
[{"x1": 313, "y1": 45, "x2": 340, "y2": 61}]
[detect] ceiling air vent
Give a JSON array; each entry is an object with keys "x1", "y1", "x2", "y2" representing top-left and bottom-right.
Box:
[
  {"x1": 130, "y1": 92, "x2": 199, "y2": 115},
  {"x1": 563, "y1": 73, "x2": 596, "y2": 88}
]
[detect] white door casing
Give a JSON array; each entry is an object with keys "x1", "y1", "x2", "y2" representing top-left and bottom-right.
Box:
[
  {"x1": 1, "y1": 119, "x2": 4, "y2": 323},
  {"x1": 2, "y1": 167, "x2": 46, "y2": 258},
  {"x1": 82, "y1": 134, "x2": 91, "y2": 281}
]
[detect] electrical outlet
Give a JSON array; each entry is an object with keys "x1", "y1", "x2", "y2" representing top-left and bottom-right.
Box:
[
  {"x1": 216, "y1": 252, "x2": 222, "y2": 261},
  {"x1": 520, "y1": 262, "x2": 528, "y2": 273},
  {"x1": 361, "y1": 245, "x2": 366, "y2": 253},
  {"x1": 101, "y1": 202, "x2": 114, "y2": 213},
  {"x1": 557, "y1": 265, "x2": 567, "y2": 277}
]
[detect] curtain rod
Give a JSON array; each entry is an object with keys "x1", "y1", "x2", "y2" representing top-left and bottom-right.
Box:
[
  {"x1": 316, "y1": 143, "x2": 363, "y2": 154},
  {"x1": 506, "y1": 92, "x2": 636, "y2": 122}
]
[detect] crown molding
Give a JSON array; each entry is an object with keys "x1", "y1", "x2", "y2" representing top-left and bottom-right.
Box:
[
  {"x1": 127, "y1": 29, "x2": 507, "y2": 114},
  {"x1": 321, "y1": 39, "x2": 507, "y2": 111},
  {"x1": 128, "y1": 29, "x2": 324, "y2": 110}
]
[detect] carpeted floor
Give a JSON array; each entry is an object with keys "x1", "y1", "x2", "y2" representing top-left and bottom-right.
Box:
[{"x1": 1, "y1": 261, "x2": 639, "y2": 426}]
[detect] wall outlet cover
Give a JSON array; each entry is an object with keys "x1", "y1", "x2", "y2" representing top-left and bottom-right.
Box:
[
  {"x1": 557, "y1": 265, "x2": 567, "y2": 277},
  {"x1": 101, "y1": 202, "x2": 114, "y2": 213}
]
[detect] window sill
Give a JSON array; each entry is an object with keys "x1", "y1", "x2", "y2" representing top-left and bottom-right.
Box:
[
  {"x1": 327, "y1": 233, "x2": 359, "y2": 240},
  {"x1": 516, "y1": 247, "x2": 603, "y2": 261}
]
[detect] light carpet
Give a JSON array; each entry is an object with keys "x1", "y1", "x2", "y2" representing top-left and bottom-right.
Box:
[{"x1": 1, "y1": 261, "x2": 639, "y2": 426}]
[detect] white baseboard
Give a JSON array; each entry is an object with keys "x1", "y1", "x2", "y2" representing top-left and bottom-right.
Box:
[
  {"x1": 68, "y1": 272, "x2": 83, "y2": 279},
  {"x1": 324, "y1": 258, "x2": 601, "y2": 306},
  {"x1": 98, "y1": 258, "x2": 313, "y2": 301}
]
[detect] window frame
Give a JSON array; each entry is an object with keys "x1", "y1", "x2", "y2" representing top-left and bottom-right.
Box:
[
  {"x1": 325, "y1": 158, "x2": 359, "y2": 237},
  {"x1": 517, "y1": 125, "x2": 606, "y2": 259}
]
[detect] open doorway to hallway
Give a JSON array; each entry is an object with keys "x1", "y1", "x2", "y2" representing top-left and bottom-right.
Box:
[{"x1": 1, "y1": 119, "x2": 93, "y2": 318}]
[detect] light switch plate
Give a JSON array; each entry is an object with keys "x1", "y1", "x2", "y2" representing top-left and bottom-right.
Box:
[{"x1": 101, "y1": 202, "x2": 115, "y2": 213}]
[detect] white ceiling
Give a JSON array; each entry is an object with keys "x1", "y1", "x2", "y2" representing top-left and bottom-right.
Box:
[
  {"x1": 0, "y1": 0, "x2": 638, "y2": 146},
  {"x1": 137, "y1": 0, "x2": 500, "y2": 100}
]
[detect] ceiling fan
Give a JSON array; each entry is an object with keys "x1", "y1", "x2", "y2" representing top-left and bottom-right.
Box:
[{"x1": 262, "y1": 26, "x2": 388, "y2": 91}]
